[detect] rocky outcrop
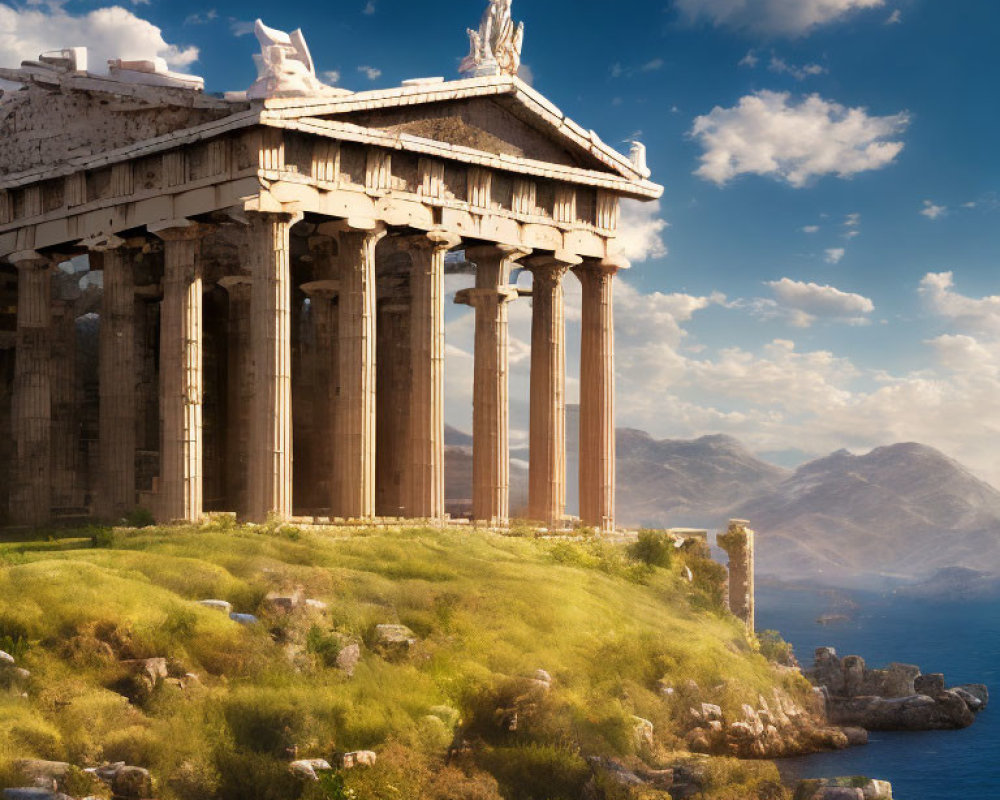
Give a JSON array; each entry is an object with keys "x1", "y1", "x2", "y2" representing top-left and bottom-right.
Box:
[
  {"x1": 680, "y1": 685, "x2": 854, "y2": 759},
  {"x1": 794, "y1": 777, "x2": 893, "y2": 800},
  {"x1": 372, "y1": 624, "x2": 418, "y2": 661},
  {"x1": 808, "y1": 648, "x2": 984, "y2": 731}
]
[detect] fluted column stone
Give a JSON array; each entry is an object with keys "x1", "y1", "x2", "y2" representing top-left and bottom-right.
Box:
[
  {"x1": 457, "y1": 244, "x2": 530, "y2": 526},
  {"x1": 526, "y1": 252, "x2": 580, "y2": 527},
  {"x1": 153, "y1": 222, "x2": 207, "y2": 524},
  {"x1": 247, "y1": 211, "x2": 301, "y2": 523},
  {"x1": 97, "y1": 241, "x2": 139, "y2": 519},
  {"x1": 10, "y1": 253, "x2": 53, "y2": 526},
  {"x1": 405, "y1": 231, "x2": 460, "y2": 521},
  {"x1": 574, "y1": 259, "x2": 619, "y2": 533},
  {"x1": 329, "y1": 221, "x2": 385, "y2": 520}
]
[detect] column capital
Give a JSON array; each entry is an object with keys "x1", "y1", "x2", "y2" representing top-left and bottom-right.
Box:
[
  {"x1": 465, "y1": 242, "x2": 532, "y2": 262},
  {"x1": 218, "y1": 275, "x2": 253, "y2": 293},
  {"x1": 9, "y1": 250, "x2": 55, "y2": 270},
  {"x1": 524, "y1": 250, "x2": 583, "y2": 271},
  {"x1": 454, "y1": 286, "x2": 519, "y2": 307},
  {"x1": 575, "y1": 254, "x2": 629, "y2": 276},
  {"x1": 245, "y1": 208, "x2": 305, "y2": 227},
  {"x1": 300, "y1": 279, "x2": 340, "y2": 300},
  {"x1": 149, "y1": 220, "x2": 215, "y2": 242},
  {"x1": 317, "y1": 217, "x2": 386, "y2": 237},
  {"x1": 398, "y1": 229, "x2": 462, "y2": 255}
]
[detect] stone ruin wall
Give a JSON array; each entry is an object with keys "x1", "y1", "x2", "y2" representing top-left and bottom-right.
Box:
[
  {"x1": 0, "y1": 86, "x2": 235, "y2": 175},
  {"x1": 718, "y1": 519, "x2": 755, "y2": 632}
]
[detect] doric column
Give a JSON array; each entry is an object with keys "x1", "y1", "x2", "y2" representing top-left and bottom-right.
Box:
[
  {"x1": 574, "y1": 259, "x2": 620, "y2": 533},
  {"x1": 152, "y1": 222, "x2": 207, "y2": 524},
  {"x1": 718, "y1": 520, "x2": 756, "y2": 632},
  {"x1": 328, "y1": 220, "x2": 386, "y2": 520},
  {"x1": 525, "y1": 252, "x2": 580, "y2": 527},
  {"x1": 456, "y1": 244, "x2": 530, "y2": 526},
  {"x1": 97, "y1": 240, "x2": 139, "y2": 520},
  {"x1": 246, "y1": 211, "x2": 301, "y2": 523},
  {"x1": 218, "y1": 275, "x2": 253, "y2": 518},
  {"x1": 405, "y1": 231, "x2": 460, "y2": 521},
  {"x1": 9, "y1": 253, "x2": 53, "y2": 526},
  {"x1": 50, "y1": 299, "x2": 80, "y2": 512}
]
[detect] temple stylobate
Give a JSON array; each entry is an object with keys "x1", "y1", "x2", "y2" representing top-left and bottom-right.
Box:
[{"x1": 0, "y1": 2, "x2": 662, "y2": 531}]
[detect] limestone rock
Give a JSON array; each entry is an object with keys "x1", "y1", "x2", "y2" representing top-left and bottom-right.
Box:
[
  {"x1": 827, "y1": 692, "x2": 974, "y2": 731},
  {"x1": 265, "y1": 592, "x2": 302, "y2": 613},
  {"x1": 914, "y1": 672, "x2": 945, "y2": 696},
  {"x1": 0, "y1": 650, "x2": 15, "y2": 666},
  {"x1": 372, "y1": 624, "x2": 417, "y2": 660},
  {"x1": 631, "y1": 716, "x2": 654, "y2": 749},
  {"x1": 11, "y1": 761, "x2": 70, "y2": 789},
  {"x1": 2, "y1": 791, "x2": 72, "y2": 800},
  {"x1": 338, "y1": 751, "x2": 377, "y2": 769},
  {"x1": 794, "y1": 778, "x2": 892, "y2": 800},
  {"x1": 335, "y1": 642, "x2": 361, "y2": 677},
  {"x1": 953, "y1": 683, "x2": 989, "y2": 710},
  {"x1": 198, "y1": 599, "x2": 232, "y2": 613},
  {"x1": 110, "y1": 766, "x2": 154, "y2": 799},
  {"x1": 289, "y1": 759, "x2": 332, "y2": 781}
]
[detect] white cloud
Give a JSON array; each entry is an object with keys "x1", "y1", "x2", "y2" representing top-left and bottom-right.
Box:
[
  {"x1": 825, "y1": 248, "x2": 846, "y2": 264},
  {"x1": 769, "y1": 55, "x2": 827, "y2": 80},
  {"x1": 675, "y1": 0, "x2": 885, "y2": 35},
  {"x1": 358, "y1": 65, "x2": 381, "y2": 80},
  {"x1": 758, "y1": 277, "x2": 873, "y2": 327},
  {"x1": 921, "y1": 200, "x2": 947, "y2": 220},
  {"x1": 803, "y1": 225, "x2": 820, "y2": 234},
  {"x1": 184, "y1": 10, "x2": 217, "y2": 26},
  {"x1": 691, "y1": 91, "x2": 909, "y2": 187},
  {"x1": 363, "y1": 1, "x2": 376, "y2": 14},
  {"x1": 321, "y1": 70, "x2": 341, "y2": 85},
  {"x1": 886, "y1": 9, "x2": 902, "y2": 24},
  {"x1": 614, "y1": 200, "x2": 669, "y2": 263},
  {"x1": 0, "y1": 4, "x2": 199, "y2": 70},
  {"x1": 230, "y1": 19, "x2": 255, "y2": 37},
  {"x1": 641, "y1": 58, "x2": 665, "y2": 72},
  {"x1": 739, "y1": 50, "x2": 759, "y2": 68},
  {"x1": 919, "y1": 272, "x2": 1000, "y2": 337}
]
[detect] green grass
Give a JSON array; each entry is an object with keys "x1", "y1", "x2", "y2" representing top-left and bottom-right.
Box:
[{"x1": 0, "y1": 524, "x2": 805, "y2": 799}]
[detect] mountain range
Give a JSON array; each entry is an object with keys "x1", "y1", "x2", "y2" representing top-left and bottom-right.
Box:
[{"x1": 444, "y1": 421, "x2": 1000, "y2": 587}]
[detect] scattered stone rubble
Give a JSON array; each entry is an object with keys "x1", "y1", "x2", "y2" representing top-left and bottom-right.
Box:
[
  {"x1": 3, "y1": 760, "x2": 154, "y2": 800},
  {"x1": 0, "y1": 649, "x2": 30, "y2": 691},
  {"x1": 808, "y1": 647, "x2": 988, "y2": 731}
]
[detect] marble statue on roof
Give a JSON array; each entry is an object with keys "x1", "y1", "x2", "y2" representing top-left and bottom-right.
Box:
[
  {"x1": 246, "y1": 19, "x2": 341, "y2": 100},
  {"x1": 460, "y1": 0, "x2": 525, "y2": 78}
]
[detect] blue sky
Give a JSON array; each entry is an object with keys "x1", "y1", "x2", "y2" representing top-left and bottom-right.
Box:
[{"x1": 3, "y1": 0, "x2": 1000, "y2": 481}]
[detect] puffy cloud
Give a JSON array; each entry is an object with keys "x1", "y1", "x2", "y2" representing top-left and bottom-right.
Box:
[
  {"x1": 768, "y1": 55, "x2": 827, "y2": 80},
  {"x1": 357, "y1": 65, "x2": 382, "y2": 80},
  {"x1": 614, "y1": 200, "x2": 668, "y2": 263},
  {"x1": 756, "y1": 277, "x2": 874, "y2": 327},
  {"x1": 825, "y1": 248, "x2": 846, "y2": 264},
  {"x1": 675, "y1": 0, "x2": 886, "y2": 35},
  {"x1": 691, "y1": 91, "x2": 909, "y2": 187},
  {"x1": 803, "y1": 225, "x2": 820, "y2": 234},
  {"x1": 0, "y1": 4, "x2": 198, "y2": 71},
  {"x1": 921, "y1": 200, "x2": 947, "y2": 220},
  {"x1": 919, "y1": 272, "x2": 1000, "y2": 337}
]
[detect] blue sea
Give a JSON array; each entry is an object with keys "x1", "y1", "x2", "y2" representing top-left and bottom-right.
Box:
[{"x1": 758, "y1": 585, "x2": 999, "y2": 800}]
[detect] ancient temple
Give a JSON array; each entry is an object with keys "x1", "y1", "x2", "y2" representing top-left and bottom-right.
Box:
[{"x1": 0, "y1": 2, "x2": 662, "y2": 531}]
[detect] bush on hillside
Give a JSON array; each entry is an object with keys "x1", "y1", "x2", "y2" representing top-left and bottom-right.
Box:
[{"x1": 628, "y1": 531, "x2": 675, "y2": 569}]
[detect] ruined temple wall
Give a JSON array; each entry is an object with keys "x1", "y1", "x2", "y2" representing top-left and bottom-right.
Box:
[
  {"x1": 0, "y1": 87, "x2": 233, "y2": 175},
  {"x1": 718, "y1": 520, "x2": 755, "y2": 633}
]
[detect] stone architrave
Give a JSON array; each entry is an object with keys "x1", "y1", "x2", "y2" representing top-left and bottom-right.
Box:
[
  {"x1": 457, "y1": 244, "x2": 530, "y2": 526},
  {"x1": 525, "y1": 251, "x2": 580, "y2": 527},
  {"x1": 325, "y1": 220, "x2": 386, "y2": 521},
  {"x1": 218, "y1": 275, "x2": 253, "y2": 519},
  {"x1": 96, "y1": 240, "x2": 139, "y2": 520},
  {"x1": 574, "y1": 258, "x2": 620, "y2": 533},
  {"x1": 404, "y1": 230, "x2": 460, "y2": 521},
  {"x1": 9, "y1": 253, "x2": 53, "y2": 526},
  {"x1": 247, "y1": 211, "x2": 302, "y2": 523},
  {"x1": 152, "y1": 222, "x2": 208, "y2": 524}
]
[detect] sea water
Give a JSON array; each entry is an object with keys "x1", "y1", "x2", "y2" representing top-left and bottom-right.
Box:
[{"x1": 757, "y1": 585, "x2": 999, "y2": 800}]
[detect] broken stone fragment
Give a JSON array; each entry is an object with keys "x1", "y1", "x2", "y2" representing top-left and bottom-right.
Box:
[
  {"x1": 265, "y1": 592, "x2": 302, "y2": 613},
  {"x1": 338, "y1": 751, "x2": 377, "y2": 769},
  {"x1": 198, "y1": 599, "x2": 232, "y2": 613},
  {"x1": 110, "y1": 766, "x2": 154, "y2": 799},
  {"x1": 229, "y1": 613, "x2": 259, "y2": 626},
  {"x1": 372, "y1": 624, "x2": 417, "y2": 660},
  {"x1": 289, "y1": 759, "x2": 332, "y2": 781},
  {"x1": 11, "y1": 761, "x2": 70, "y2": 789},
  {"x1": 0, "y1": 650, "x2": 15, "y2": 666},
  {"x1": 631, "y1": 716, "x2": 654, "y2": 749}
]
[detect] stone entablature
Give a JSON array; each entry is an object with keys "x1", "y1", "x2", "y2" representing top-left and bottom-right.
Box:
[{"x1": 0, "y1": 76, "x2": 658, "y2": 262}]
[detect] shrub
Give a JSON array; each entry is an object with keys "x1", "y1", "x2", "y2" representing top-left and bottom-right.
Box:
[
  {"x1": 628, "y1": 531, "x2": 674, "y2": 569},
  {"x1": 306, "y1": 626, "x2": 342, "y2": 668},
  {"x1": 477, "y1": 743, "x2": 590, "y2": 800},
  {"x1": 758, "y1": 630, "x2": 797, "y2": 667},
  {"x1": 91, "y1": 527, "x2": 117, "y2": 549},
  {"x1": 123, "y1": 508, "x2": 156, "y2": 529}
]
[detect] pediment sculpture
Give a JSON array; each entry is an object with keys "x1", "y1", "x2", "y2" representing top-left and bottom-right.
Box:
[{"x1": 246, "y1": 19, "x2": 344, "y2": 100}]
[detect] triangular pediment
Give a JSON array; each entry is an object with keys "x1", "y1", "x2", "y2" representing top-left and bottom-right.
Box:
[{"x1": 332, "y1": 96, "x2": 607, "y2": 173}]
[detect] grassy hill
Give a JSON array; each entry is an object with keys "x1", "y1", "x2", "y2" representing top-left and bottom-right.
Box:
[{"x1": 0, "y1": 522, "x2": 807, "y2": 800}]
